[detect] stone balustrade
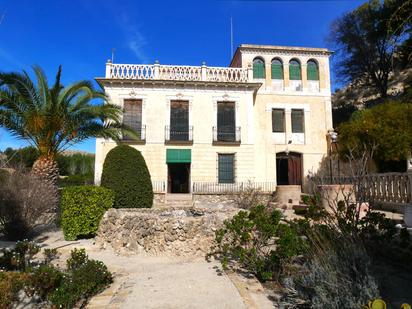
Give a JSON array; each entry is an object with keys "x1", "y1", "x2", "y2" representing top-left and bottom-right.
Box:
[{"x1": 105, "y1": 61, "x2": 252, "y2": 83}]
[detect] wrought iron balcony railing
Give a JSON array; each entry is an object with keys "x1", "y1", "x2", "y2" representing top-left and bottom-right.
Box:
[
  {"x1": 165, "y1": 125, "x2": 193, "y2": 143},
  {"x1": 213, "y1": 126, "x2": 241, "y2": 143},
  {"x1": 122, "y1": 125, "x2": 146, "y2": 142}
]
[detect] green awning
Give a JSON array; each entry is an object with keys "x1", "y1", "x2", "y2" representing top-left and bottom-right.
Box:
[{"x1": 166, "y1": 149, "x2": 191, "y2": 163}]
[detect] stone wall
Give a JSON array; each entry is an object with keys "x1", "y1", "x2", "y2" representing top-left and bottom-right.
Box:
[{"x1": 95, "y1": 207, "x2": 238, "y2": 257}]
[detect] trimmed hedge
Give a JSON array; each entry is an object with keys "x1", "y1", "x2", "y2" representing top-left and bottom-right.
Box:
[
  {"x1": 61, "y1": 186, "x2": 114, "y2": 240},
  {"x1": 101, "y1": 145, "x2": 153, "y2": 208}
]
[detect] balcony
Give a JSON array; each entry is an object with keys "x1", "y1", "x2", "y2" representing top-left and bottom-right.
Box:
[
  {"x1": 165, "y1": 125, "x2": 193, "y2": 144},
  {"x1": 213, "y1": 126, "x2": 241, "y2": 145},
  {"x1": 105, "y1": 62, "x2": 253, "y2": 83},
  {"x1": 122, "y1": 125, "x2": 146, "y2": 143}
]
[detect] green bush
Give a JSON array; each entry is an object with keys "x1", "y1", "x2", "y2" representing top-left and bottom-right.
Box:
[
  {"x1": 61, "y1": 186, "x2": 114, "y2": 240},
  {"x1": 213, "y1": 205, "x2": 307, "y2": 281},
  {"x1": 101, "y1": 145, "x2": 153, "y2": 208},
  {"x1": 49, "y1": 249, "x2": 112, "y2": 308},
  {"x1": 58, "y1": 174, "x2": 94, "y2": 187},
  {"x1": 28, "y1": 265, "x2": 63, "y2": 300}
]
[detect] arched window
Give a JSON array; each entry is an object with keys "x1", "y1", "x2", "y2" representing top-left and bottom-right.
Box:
[
  {"x1": 307, "y1": 60, "x2": 319, "y2": 81},
  {"x1": 271, "y1": 58, "x2": 283, "y2": 80},
  {"x1": 253, "y1": 58, "x2": 265, "y2": 79},
  {"x1": 289, "y1": 59, "x2": 301, "y2": 80}
]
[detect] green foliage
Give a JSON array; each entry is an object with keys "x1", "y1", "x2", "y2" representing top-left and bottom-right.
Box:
[
  {"x1": 49, "y1": 249, "x2": 112, "y2": 308},
  {"x1": 27, "y1": 265, "x2": 63, "y2": 301},
  {"x1": 214, "y1": 205, "x2": 306, "y2": 281},
  {"x1": 101, "y1": 145, "x2": 153, "y2": 209},
  {"x1": 0, "y1": 240, "x2": 40, "y2": 271},
  {"x1": 56, "y1": 153, "x2": 95, "y2": 176},
  {"x1": 329, "y1": 0, "x2": 408, "y2": 97},
  {"x1": 61, "y1": 186, "x2": 114, "y2": 240},
  {"x1": 338, "y1": 102, "x2": 412, "y2": 163},
  {"x1": 3, "y1": 146, "x2": 39, "y2": 169},
  {"x1": 66, "y1": 248, "x2": 88, "y2": 270},
  {"x1": 58, "y1": 174, "x2": 94, "y2": 187},
  {"x1": 0, "y1": 245, "x2": 112, "y2": 308}
]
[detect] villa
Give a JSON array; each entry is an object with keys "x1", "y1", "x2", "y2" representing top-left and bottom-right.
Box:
[{"x1": 94, "y1": 44, "x2": 333, "y2": 201}]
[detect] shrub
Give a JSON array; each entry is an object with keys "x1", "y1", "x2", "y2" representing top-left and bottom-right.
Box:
[
  {"x1": 27, "y1": 265, "x2": 63, "y2": 301},
  {"x1": 0, "y1": 271, "x2": 30, "y2": 308},
  {"x1": 213, "y1": 205, "x2": 306, "y2": 281},
  {"x1": 0, "y1": 172, "x2": 58, "y2": 240},
  {"x1": 101, "y1": 145, "x2": 153, "y2": 208},
  {"x1": 58, "y1": 173, "x2": 94, "y2": 187},
  {"x1": 61, "y1": 186, "x2": 114, "y2": 240},
  {"x1": 49, "y1": 249, "x2": 112, "y2": 308},
  {"x1": 0, "y1": 240, "x2": 40, "y2": 271}
]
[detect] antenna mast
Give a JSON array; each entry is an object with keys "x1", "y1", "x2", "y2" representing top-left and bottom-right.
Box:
[
  {"x1": 111, "y1": 48, "x2": 116, "y2": 63},
  {"x1": 230, "y1": 17, "x2": 234, "y2": 58}
]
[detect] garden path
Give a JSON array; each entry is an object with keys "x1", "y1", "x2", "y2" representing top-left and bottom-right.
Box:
[{"x1": 22, "y1": 231, "x2": 275, "y2": 309}]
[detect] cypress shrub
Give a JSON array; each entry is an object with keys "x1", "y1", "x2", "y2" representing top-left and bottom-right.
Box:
[
  {"x1": 61, "y1": 186, "x2": 114, "y2": 240},
  {"x1": 100, "y1": 145, "x2": 153, "y2": 208}
]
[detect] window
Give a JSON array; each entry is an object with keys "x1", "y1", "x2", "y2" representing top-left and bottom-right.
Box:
[
  {"x1": 307, "y1": 60, "x2": 319, "y2": 81},
  {"x1": 289, "y1": 59, "x2": 301, "y2": 80},
  {"x1": 218, "y1": 154, "x2": 235, "y2": 183},
  {"x1": 271, "y1": 59, "x2": 283, "y2": 80},
  {"x1": 291, "y1": 109, "x2": 304, "y2": 133},
  {"x1": 253, "y1": 58, "x2": 265, "y2": 79},
  {"x1": 217, "y1": 101, "x2": 236, "y2": 141},
  {"x1": 170, "y1": 100, "x2": 189, "y2": 140},
  {"x1": 272, "y1": 109, "x2": 285, "y2": 132},
  {"x1": 123, "y1": 99, "x2": 142, "y2": 139}
]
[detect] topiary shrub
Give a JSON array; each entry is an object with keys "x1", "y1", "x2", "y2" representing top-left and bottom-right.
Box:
[
  {"x1": 101, "y1": 145, "x2": 153, "y2": 208},
  {"x1": 61, "y1": 186, "x2": 114, "y2": 240}
]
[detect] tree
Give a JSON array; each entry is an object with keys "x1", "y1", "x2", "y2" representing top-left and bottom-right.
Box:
[
  {"x1": 0, "y1": 66, "x2": 136, "y2": 186},
  {"x1": 338, "y1": 101, "x2": 412, "y2": 167},
  {"x1": 101, "y1": 145, "x2": 153, "y2": 208},
  {"x1": 329, "y1": 0, "x2": 405, "y2": 98}
]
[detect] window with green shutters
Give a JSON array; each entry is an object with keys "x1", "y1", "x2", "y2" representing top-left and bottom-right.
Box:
[
  {"x1": 272, "y1": 109, "x2": 285, "y2": 132},
  {"x1": 307, "y1": 60, "x2": 319, "y2": 81},
  {"x1": 271, "y1": 59, "x2": 283, "y2": 80},
  {"x1": 291, "y1": 109, "x2": 304, "y2": 133},
  {"x1": 218, "y1": 154, "x2": 235, "y2": 183},
  {"x1": 253, "y1": 58, "x2": 265, "y2": 79},
  {"x1": 289, "y1": 59, "x2": 301, "y2": 80}
]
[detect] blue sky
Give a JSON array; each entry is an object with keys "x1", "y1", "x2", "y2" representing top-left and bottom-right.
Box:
[{"x1": 0, "y1": 0, "x2": 364, "y2": 153}]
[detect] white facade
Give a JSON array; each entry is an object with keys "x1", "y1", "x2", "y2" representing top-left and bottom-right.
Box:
[{"x1": 95, "y1": 44, "x2": 333, "y2": 193}]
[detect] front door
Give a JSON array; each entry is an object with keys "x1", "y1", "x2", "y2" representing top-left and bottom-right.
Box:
[
  {"x1": 168, "y1": 163, "x2": 190, "y2": 193},
  {"x1": 276, "y1": 152, "x2": 302, "y2": 185}
]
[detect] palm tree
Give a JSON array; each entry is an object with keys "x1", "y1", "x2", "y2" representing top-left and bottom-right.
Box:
[{"x1": 0, "y1": 65, "x2": 135, "y2": 186}]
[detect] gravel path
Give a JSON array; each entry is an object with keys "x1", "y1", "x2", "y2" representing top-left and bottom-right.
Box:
[{"x1": 0, "y1": 231, "x2": 274, "y2": 308}]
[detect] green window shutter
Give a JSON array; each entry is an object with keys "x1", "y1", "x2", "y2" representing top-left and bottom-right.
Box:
[
  {"x1": 253, "y1": 63, "x2": 265, "y2": 79},
  {"x1": 307, "y1": 62, "x2": 319, "y2": 80},
  {"x1": 271, "y1": 63, "x2": 283, "y2": 80},
  {"x1": 218, "y1": 154, "x2": 235, "y2": 183},
  {"x1": 289, "y1": 62, "x2": 301, "y2": 80},
  {"x1": 291, "y1": 109, "x2": 304, "y2": 133},
  {"x1": 272, "y1": 109, "x2": 285, "y2": 132},
  {"x1": 166, "y1": 149, "x2": 191, "y2": 163}
]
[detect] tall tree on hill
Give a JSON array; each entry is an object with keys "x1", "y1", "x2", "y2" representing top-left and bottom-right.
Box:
[
  {"x1": 329, "y1": 0, "x2": 406, "y2": 98},
  {"x1": 0, "y1": 66, "x2": 137, "y2": 186}
]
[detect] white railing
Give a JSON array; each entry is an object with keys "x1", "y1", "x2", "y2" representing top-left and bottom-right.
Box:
[
  {"x1": 193, "y1": 182, "x2": 276, "y2": 194},
  {"x1": 206, "y1": 67, "x2": 249, "y2": 82},
  {"x1": 106, "y1": 62, "x2": 253, "y2": 83}
]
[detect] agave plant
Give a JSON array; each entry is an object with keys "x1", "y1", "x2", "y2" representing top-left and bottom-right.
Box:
[{"x1": 0, "y1": 65, "x2": 136, "y2": 186}]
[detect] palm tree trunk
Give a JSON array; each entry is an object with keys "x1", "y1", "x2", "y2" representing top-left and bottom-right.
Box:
[{"x1": 31, "y1": 155, "x2": 59, "y2": 187}]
